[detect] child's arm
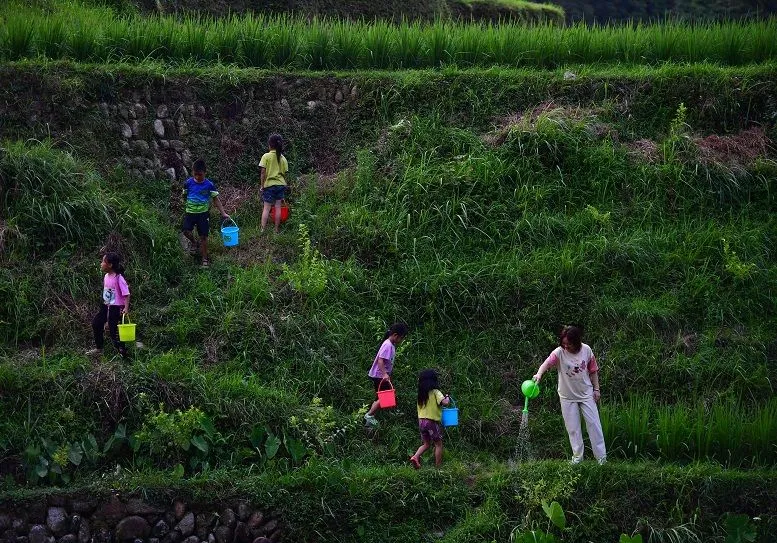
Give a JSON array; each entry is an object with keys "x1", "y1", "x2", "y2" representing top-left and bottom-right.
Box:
[
  {"x1": 122, "y1": 294, "x2": 130, "y2": 315},
  {"x1": 533, "y1": 352, "x2": 559, "y2": 382},
  {"x1": 376, "y1": 358, "x2": 388, "y2": 379},
  {"x1": 441, "y1": 394, "x2": 451, "y2": 407},
  {"x1": 212, "y1": 195, "x2": 230, "y2": 219},
  {"x1": 259, "y1": 167, "x2": 267, "y2": 190}
]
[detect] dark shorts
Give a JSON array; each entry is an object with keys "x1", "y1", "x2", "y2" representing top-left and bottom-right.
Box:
[
  {"x1": 419, "y1": 418, "x2": 443, "y2": 442},
  {"x1": 371, "y1": 377, "x2": 393, "y2": 392},
  {"x1": 262, "y1": 185, "x2": 286, "y2": 203},
  {"x1": 182, "y1": 212, "x2": 210, "y2": 237}
]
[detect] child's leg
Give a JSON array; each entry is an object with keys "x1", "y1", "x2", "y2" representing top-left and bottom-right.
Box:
[
  {"x1": 366, "y1": 399, "x2": 381, "y2": 417},
  {"x1": 261, "y1": 202, "x2": 272, "y2": 231},
  {"x1": 580, "y1": 398, "x2": 607, "y2": 461},
  {"x1": 182, "y1": 214, "x2": 197, "y2": 244},
  {"x1": 200, "y1": 235, "x2": 209, "y2": 261},
  {"x1": 560, "y1": 399, "x2": 584, "y2": 461},
  {"x1": 92, "y1": 305, "x2": 108, "y2": 349},
  {"x1": 413, "y1": 439, "x2": 431, "y2": 460},
  {"x1": 433, "y1": 439, "x2": 444, "y2": 466},
  {"x1": 106, "y1": 306, "x2": 127, "y2": 357},
  {"x1": 273, "y1": 200, "x2": 282, "y2": 232}
]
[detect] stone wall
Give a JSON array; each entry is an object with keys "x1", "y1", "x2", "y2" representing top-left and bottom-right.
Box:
[{"x1": 0, "y1": 495, "x2": 282, "y2": 543}]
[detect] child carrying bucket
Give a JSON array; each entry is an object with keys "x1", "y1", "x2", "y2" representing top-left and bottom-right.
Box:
[
  {"x1": 181, "y1": 159, "x2": 230, "y2": 268},
  {"x1": 409, "y1": 369, "x2": 451, "y2": 469},
  {"x1": 259, "y1": 133, "x2": 289, "y2": 234},
  {"x1": 532, "y1": 325, "x2": 607, "y2": 465},
  {"x1": 364, "y1": 322, "x2": 409, "y2": 427},
  {"x1": 86, "y1": 252, "x2": 130, "y2": 360}
]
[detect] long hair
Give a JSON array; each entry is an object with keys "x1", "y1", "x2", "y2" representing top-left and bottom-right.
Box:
[
  {"x1": 417, "y1": 369, "x2": 440, "y2": 408},
  {"x1": 382, "y1": 322, "x2": 409, "y2": 342},
  {"x1": 104, "y1": 252, "x2": 126, "y2": 276},
  {"x1": 559, "y1": 324, "x2": 583, "y2": 350},
  {"x1": 268, "y1": 133, "x2": 284, "y2": 165}
]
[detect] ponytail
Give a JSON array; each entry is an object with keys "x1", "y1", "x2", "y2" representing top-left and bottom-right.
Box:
[{"x1": 268, "y1": 133, "x2": 284, "y2": 166}]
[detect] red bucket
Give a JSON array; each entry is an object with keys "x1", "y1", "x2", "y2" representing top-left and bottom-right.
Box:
[
  {"x1": 376, "y1": 377, "x2": 396, "y2": 409},
  {"x1": 269, "y1": 200, "x2": 290, "y2": 223}
]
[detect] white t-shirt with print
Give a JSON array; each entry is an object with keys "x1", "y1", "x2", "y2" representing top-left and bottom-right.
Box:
[{"x1": 543, "y1": 343, "x2": 599, "y2": 401}]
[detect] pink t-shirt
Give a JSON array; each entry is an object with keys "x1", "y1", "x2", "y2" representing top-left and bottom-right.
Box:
[
  {"x1": 103, "y1": 273, "x2": 130, "y2": 306},
  {"x1": 543, "y1": 343, "x2": 599, "y2": 401},
  {"x1": 367, "y1": 339, "x2": 396, "y2": 378}
]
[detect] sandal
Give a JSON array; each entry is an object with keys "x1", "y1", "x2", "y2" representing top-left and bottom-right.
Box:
[
  {"x1": 409, "y1": 456, "x2": 421, "y2": 470},
  {"x1": 200, "y1": 259, "x2": 211, "y2": 268}
]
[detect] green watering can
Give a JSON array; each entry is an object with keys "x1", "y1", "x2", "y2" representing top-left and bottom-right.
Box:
[{"x1": 521, "y1": 379, "x2": 540, "y2": 413}]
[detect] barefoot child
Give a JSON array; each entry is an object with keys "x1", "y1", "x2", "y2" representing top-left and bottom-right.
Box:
[
  {"x1": 409, "y1": 369, "x2": 450, "y2": 469},
  {"x1": 364, "y1": 322, "x2": 409, "y2": 427},
  {"x1": 87, "y1": 252, "x2": 130, "y2": 359},
  {"x1": 259, "y1": 133, "x2": 289, "y2": 234},
  {"x1": 181, "y1": 159, "x2": 230, "y2": 268},
  {"x1": 533, "y1": 325, "x2": 607, "y2": 465}
]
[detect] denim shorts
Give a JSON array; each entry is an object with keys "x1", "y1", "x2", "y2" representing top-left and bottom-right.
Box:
[
  {"x1": 182, "y1": 212, "x2": 210, "y2": 237},
  {"x1": 262, "y1": 185, "x2": 286, "y2": 203},
  {"x1": 419, "y1": 418, "x2": 443, "y2": 442}
]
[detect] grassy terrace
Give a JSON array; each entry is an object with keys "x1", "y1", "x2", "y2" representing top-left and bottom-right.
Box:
[{"x1": 1, "y1": 5, "x2": 776, "y2": 540}]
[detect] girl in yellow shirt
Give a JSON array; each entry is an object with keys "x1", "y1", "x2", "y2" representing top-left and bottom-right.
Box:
[{"x1": 409, "y1": 369, "x2": 451, "y2": 469}]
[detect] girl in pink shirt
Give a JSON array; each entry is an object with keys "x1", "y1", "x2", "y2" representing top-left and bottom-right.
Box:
[
  {"x1": 533, "y1": 325, "x2": 606, "y2": 465},
  {"x1": 364, "y1": 322, "x2": 409, "y2": 427},
  {"x1": 87, "y1": 252, "x2": 130, "y2": 359}
]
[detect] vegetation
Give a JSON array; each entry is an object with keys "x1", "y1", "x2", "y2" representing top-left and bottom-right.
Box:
[
  {"x1": 554, "y1": 0, "x2": 776, "y2": 23},
  {"x1": 2, "y1": 3, "x2": 777, "y2": 69}
]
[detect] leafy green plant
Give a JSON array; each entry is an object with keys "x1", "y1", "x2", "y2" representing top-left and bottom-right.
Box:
[
  {"x1": 722, "y1": 238, "x2": 755, "y2": 280},
  {"x1": 281, "y1": 224, "x2": 328, "y2": 297},
  {"x1": 22, "y1": 434, "x2": 99, "y2": 485},
  {"x1": 242, "y1": 425, "x2": 307, "y2": 466},
  {"x1": 724, "y1": 514, "x2": 757, "y2": 543},
  {"x1": 289, "y1": 397, "x2": 366, "y2": 456}
]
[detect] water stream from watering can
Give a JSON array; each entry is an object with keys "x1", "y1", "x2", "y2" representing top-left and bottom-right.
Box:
[{"x1": 509, "y1": 411, "x2": 532, "y2": 467}]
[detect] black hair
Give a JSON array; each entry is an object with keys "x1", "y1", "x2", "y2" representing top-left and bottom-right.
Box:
[
  {"x1": 268, "y1": 133, "x2": 284, "y2": 165},
  {"x1": 417, "y1": 369, "x2": 440, "y2": 407},
  {"x1": 103, "y1": 252, "x2": 126, "y2": 276},
  {"x1": 560, "y1": 324, "x2": 583, "y2": 351},
  {"x1": 382, "y1": 322, "x2": 409, "y2": 341},
  {"x1": 193, "y1": 159, "x2": 206, "y2": 173}
]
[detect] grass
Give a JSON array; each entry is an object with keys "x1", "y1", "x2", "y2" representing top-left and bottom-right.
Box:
[{"x1": 1, "y1": 3, "x2": 777, "y2": 69}]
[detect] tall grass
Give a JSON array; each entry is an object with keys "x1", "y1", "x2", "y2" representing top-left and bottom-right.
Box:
[{"x1": 2, "y1": 5, "x2": 777, "y2": 69}]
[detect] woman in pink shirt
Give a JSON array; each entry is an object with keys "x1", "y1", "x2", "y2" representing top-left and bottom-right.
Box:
[
  {"x1": 87, "y1": 252, "x2": 130, "y2": 359},
  {"x1": 533, "y1": 325, "x2": 606, "y2": 465}
]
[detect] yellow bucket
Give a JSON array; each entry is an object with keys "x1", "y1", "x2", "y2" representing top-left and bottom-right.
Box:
[{"x1": 118, "y1": 314, "x2": 136, "y2": 342}]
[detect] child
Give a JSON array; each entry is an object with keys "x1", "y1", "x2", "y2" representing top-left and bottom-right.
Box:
[
  {"x1": 409, "y1": 369, "x2": 451, "y2": 469},
  {"x1": 533, "y1": 325, "x2": 607, "y2": 465},
  {"x1": 87, "y1": 252, "x2": 130, "y2": 359},
  {"x1": 259, "y1": 133, "x2": 289, "y2": 234},
  {"x1": 364, "y1": 322, "x2": 409, "y2": 427},
  {"x1": 181, "y1": 159, "x2": 230, "y2": 268}
]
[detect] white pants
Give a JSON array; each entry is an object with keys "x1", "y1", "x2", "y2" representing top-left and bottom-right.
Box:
[{"x1": 560, "y1": 398, "x2": 607, "y2": 461}]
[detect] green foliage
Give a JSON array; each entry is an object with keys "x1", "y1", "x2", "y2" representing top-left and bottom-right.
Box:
[
  {"x1": 22, "y1": 434, "x2": 99, "y2": 485},
  {"x1": 281, "y1": 224, "x2": 328, "y2": 297},
  {"x1": 620, "y1": 535, "x2": 643, "y2": 543},
  {"x1": 289, "y1": 397, "x2": 367, "y2": 455},
  {"x1": 724, "y1": 514, "x2": 757, "y2": 543}
]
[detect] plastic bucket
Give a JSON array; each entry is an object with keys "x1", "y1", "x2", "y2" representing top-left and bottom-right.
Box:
[
  {"x1": 269, "y1": 201, "x2": 290, "y2": 223},
  {"x1": 441, "y1": 397, "x2": 458, "y2": 427},
  {"x1": 376, "y1": 377, "x2": 396, "y2": 409},
  {"x1": 521, "y1": 379, "x2": 540, "y2": 399},
  {"x1": 221, "y1": 219, "x2": 240, "y2": 247},
  {"x1": 117, "y1": 314, "x2": 136, "y2": 342}
]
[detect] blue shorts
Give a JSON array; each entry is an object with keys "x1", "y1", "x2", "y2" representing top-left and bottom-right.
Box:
[
  {"x1": 182, "y1": 212, "x2": 210, "y2": 237},
  {"x1": 262, "y1": 185, "x2": 286, "y2": 203}
]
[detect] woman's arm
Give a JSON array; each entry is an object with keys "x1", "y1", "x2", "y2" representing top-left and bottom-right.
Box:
[
  {"x1": 533, "y1": 352, "x2": 559, "y2": 382},
  {"x1": 590, "y1": 371, "x2": 601, "y2": 402}
]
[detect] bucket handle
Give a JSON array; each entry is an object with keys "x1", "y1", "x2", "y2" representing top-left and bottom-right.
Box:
[
  {"x1": 121, "y1": 314, "x2": 132, "y2": 325},
  {"x1": 378, "y1": 376, "x2": 394, "y2": 391},
  {"x1": 443, "y1": 395, "x2": 456, "y2": 408},
  {"x1": 221, "y1": 218, "x2": 238, "y2": 229}
]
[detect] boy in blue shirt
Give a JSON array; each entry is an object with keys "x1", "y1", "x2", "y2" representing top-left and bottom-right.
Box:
[{"x1": 182, "y1": 159, "x2": 230, "y2": 268}]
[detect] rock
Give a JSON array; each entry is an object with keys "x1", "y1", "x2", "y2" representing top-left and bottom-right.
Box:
[
  {"x1": 120, "y1": 123, "x2": 133, "y2": 139},
  {"x1": 214, "y1": 526, "x2": 231, "y2": 543},
  {"x1": 170, "y1": 140, "x2": 185, "y2": 152},
  {"x1": 12, "y1": 519, "x2": 27, "y2": 534},
  {"x1": 134, "y1": 539, "x2": 144, "y2": 543},
  {"x1": 334, "y1": 90, "x2": 343, "y2": 103},
  {"x1": 143, "y1": 169, "x2": 154, "y2": 178},
  {"x1": 115, "y1": 516, "x2": 151, "y2": 541},
  {"x1": 119, "y1": 105, "x2": 129, "y2": 120},
  {"x1": 181, "y1": 150, "x2": 192, "y2": 166},
  {"x1": 175, "y1": 513, "x2": 195, "y2": 537},
  {"x1": 233, "y1": 523, "x2": 250, "y2": 543},
  {"x1": 150, "y1": 539, "x2": 159, "y2": 543},
  {"x1": 165, "y1": 167, "x2": 176, "y2": 181},
  {"x1": 268, "y1": 531, "x2": 280, "y2": 543},
  {"x1": 0, "y1": 517, "x2": 10, "y2": 531},
  {"x1": 219, "y1": 510, "x2": 235, "y2": 530},
  {"x1": 17, "y1": 537, "x2": 30, "y2": 543},
  {"x1": 563, "y1": 70, "x2": 577, "y2": 80},
  {"x1": 120, "y1": 140, "x2": 131, "y2": 152},
  {"x1": 246, "y1": 512, "x2": 263, "y2": 529},
  {"x1": 132, "y1": 140, "x2": 149, "y2": 153},
  {"x1": 156, "y1": 105, "x2": 169, "y2": 118},
  {"x1": 261, "y1": 521, "x2": 277, "y2": 536},
  {"x1": 28, "y1": 526, "x2": 47, "y2": 543},
  {"x1": 306, "y1": 100, "x2": 317, "y2": 111},
  {"x1": 77, "y1": 520, "x2": 90, "y2": 543},
  {"x1": 236, "y1": 505, "x2": 249, "y2": 522},
  {"x1": 195, "y1": 514, "x2": 216, "y2": 540},
  {"x1": 70, "y1": 516, "x2": 81, "y2": 533},
  {"x1": 94, "y1": 527, "x2": 111, "y2": 543},
  {"x1": 196, "y1": 105, "x2": 206, "y2": 116},
  {"x1": 71, "y1": 501, "x2": 97, "y2": 515},
  {"x1": 153, "y1": 520, "x2": 170, "y2": 538},
  {"x1": 134, "y1": 103, "x2": 147, "y2": 116},
  {"x1": 182, "y1": 537, "x2": 198, "y2": 543},
  {"x1": 279, "y1": 99, "x2": 289, "y2": 112},
  {"x1": 130, "y1": 120, "x2": 140, "y2": 137},
  {"x1": 153, "y1": 119, "x2": 165, "y2": 137},
  {"x1": 351, "y1": 85, "x2": 358, "y2": 98},
  {"x1": 46, "y1": 508, "x2": 69, "y2": 537},
  {"x1": 159, "y1": 139, "x2": 170, "y2": 149},
  {"x1": 207, "y1": 534, "x2": 215, "y2": 543},
  {"x1": 58, "y1": 535, "x2": 77, "y2": 543},
  {"x1": 251, "y1": 539, "x2": 271, "y2": 543}
]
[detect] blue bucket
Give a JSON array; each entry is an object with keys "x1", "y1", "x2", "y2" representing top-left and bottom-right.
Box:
[
  {"x1": 221, "y1": 219, "x2": 239, "y2": 247},
  {"x1": 441, "y1": 397, "x2": 458, "y2": 428}
]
